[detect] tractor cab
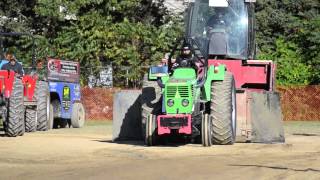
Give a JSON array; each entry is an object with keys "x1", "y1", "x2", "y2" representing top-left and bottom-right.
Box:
[{"x1": 186, "y1": 0, "x2": 255, "y2": 60}]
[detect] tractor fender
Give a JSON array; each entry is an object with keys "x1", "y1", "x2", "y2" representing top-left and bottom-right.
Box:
[{"x1": 203, "y1": 65, "x2": 226, "y2": 101}]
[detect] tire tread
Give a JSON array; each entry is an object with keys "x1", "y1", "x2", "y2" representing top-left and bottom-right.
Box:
[{"x1": 210, "y1": 72, "x2": 235, "y2": 145}]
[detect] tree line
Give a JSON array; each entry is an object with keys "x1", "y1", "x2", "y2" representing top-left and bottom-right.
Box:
[{"x1": 0, "y1": 0, "x2": 319, "y2": 86}]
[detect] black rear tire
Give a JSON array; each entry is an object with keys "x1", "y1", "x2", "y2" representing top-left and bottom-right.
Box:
[
  {"x1": 5, "y1": 78, "x2": 25, "y2": 137},
  {"x1": 141, "y1": 74, "x2": 162, "y2": 143},
  {"x1": 35, "y1": 81, "x2": 49, "y2": 131},
  {"x1": 25, "y1": 108, "x2": 37, "y2": 132},
  {"x1": 210, "y1": 72, "x2": 236, "y2": 145}
]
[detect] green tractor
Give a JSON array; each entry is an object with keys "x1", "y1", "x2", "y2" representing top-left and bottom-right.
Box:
[
  {"x1": 140, "y1": 0, "x2": 284, "y2": 146},
  {"x1": 142, "y1": 45, "x2": 236, "y2": 146}
]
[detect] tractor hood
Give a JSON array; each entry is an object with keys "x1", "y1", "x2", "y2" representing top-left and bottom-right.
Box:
[{"x1": 164, "y1": 68, "x2": 197, "y2": 114}]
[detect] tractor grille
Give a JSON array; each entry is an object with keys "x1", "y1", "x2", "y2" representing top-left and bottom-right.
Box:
[
  {"x1": 191, "y1": 85, "x2": 194, "y2": 96},
  {"x1": 166, "y1": 86, "x2": 190, "y2": 98},
  {"x1": 167, "y1": 86, "x2": 177, "y2": 98}
]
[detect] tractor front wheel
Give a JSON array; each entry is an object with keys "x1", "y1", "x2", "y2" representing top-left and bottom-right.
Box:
[
  {"x1": 201, "y1": 114, "x2": 212, "y2": 147},
  {"x1": 141, "y1": 74, "x2": 162, "y2": 143},
  {"x1": 210, "y1": 72, "x2": 236, "y2": 145},
  {"x1": 145, "y1": 114, "x2": 157, "y2": 146},
  {"x1": 71, "y1": 103, "x2": 85, "y2": 128}
]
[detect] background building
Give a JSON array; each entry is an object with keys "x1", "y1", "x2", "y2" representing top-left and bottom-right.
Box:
[{"x1": 164, "y1": 0, "x2": 187, "y2": 13}]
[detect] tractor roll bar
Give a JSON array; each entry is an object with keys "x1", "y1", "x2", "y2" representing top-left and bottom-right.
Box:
[
  {"x1": 187, "y1": 37, "x2": 208, "y2": 88},
  {"x1": 162, "y1": 36, "x2": 208, "y2": 89}
]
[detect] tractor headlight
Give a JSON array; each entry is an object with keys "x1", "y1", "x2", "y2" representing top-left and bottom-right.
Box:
[
  {"x1": 182, "y1": 99, "x2": 189, "y2": 107},
  {"x1": 167, "y1": 99, "x2": 174, "y2": 107}
]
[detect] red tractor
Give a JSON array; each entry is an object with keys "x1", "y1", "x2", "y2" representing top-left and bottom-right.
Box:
[{"x1": 0, "y1": 32, "x2": 50, "y2": 137}]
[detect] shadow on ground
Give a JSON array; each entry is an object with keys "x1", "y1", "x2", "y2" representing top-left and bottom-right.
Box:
[
  {"x1": 292, "y1": 133, "x2": 320, "y2": 137},
  {"x1": 93, "y1": 139, "x2": 190, "y2": 147},
  {"x1": 230, "y1": 164, "x2": 320, "y2": 172}
]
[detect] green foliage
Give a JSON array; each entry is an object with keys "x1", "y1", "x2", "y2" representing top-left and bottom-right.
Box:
[
  {"x1": 0, "y1": 0, "x2": 34, "y2": 32},
  {"x1": 258, "y1": 39, "x2": 312, "y2": 85},
  {"x1": 0, "y1": 0, "x2": 183, "y2": 87},
  {"x1": 295, "y1": 16, "x2": 320, "y2": 83},
  {"x1": 35, "y1": 0, "x2": 183, "y2": 87},
  {"x1": 1, "y1": 0, "x2": 318, "y2": 86},
  {"x1": 256, "y1": 0, "x2": 320, "y2": 84}
]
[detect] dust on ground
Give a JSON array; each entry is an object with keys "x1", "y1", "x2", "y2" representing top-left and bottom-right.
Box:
[{"x1": 0, "y1": 121, "x2": 319, "y2": 180}]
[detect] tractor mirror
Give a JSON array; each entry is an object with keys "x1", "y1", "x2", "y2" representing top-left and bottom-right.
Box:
[
  {"x1": 209, "y1": 0, "x2": 229, "y2": 7},
  {"x1": 149, "y1": 66, "x2": 168, "y2": 79}
]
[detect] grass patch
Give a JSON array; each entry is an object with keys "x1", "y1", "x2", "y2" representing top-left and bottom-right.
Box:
[
  {"x1": 1, "y1": 119, "x2": 113, "y2": 136},
  {"x1": 284, "y1": 121, "x2": 320, "y2": 135},
  {"x1": 41, "y1": 120, "x2": 113, "y2": 136},
  {"x1": 85, "y1": 120, "x2": 112, "y2": 126},
  {"x1": 1, "y1": 119, "x2": 319, "y2": 137}
]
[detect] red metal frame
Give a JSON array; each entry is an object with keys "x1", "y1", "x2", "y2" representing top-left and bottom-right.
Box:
[
  {"x1": 0, "y1": 70, "x2": 15, "y2": 98},
  {"x1": 235, "y1": 91, "x2": 252, "y2": 141},
  {"x1": 208, "y1": 60, "x2": 276, "y2": 92},
  {"x1": 157, "y1": 114, "x2": 192, "y2": 135},
  {"x1": 0, "y1": 70, "x2": 38, "y2": 101},
  {"x1": 22, "y1": 75, "x2": 38, "y2": 101},
  {"x1": 209, "y1": 59, "x2": 277, "y2": 141}
]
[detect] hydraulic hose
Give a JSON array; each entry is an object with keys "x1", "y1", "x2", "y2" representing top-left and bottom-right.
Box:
[
  {"x1": 157, "y1": 78, "x2": 165, "y2": 88},
  {"x1": 195, "y1": 66, "x2": 207, "y2": 88}
]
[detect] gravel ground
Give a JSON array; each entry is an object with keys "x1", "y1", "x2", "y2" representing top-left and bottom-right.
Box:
[{"x1": 0, "y1": 121, "x2": 319, "y2": 180}]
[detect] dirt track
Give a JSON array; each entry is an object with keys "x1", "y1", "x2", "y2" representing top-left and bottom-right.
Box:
[{"x1": 0, "y1": 121, "x2": 319, "y2": 180}]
